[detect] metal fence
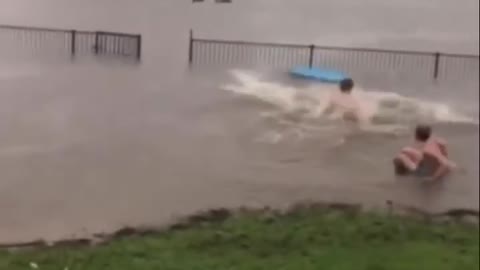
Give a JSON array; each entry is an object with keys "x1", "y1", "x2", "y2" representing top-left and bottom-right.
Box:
[
  {"x1": 188, "y1": 31, "x2": 479, "y2": 82},
  {"x1": 0, "y1": 24, "x2": 142, "y2": 61}
]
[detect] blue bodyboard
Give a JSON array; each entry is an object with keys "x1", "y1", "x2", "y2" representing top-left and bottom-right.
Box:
[{"x1": 289, "y1": 66, "x2": 347, "y2": 83}]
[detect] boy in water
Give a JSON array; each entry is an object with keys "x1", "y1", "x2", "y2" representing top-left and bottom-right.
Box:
[
  {"x1": 324, "y1": 78, "x2": 366, "y2": 124},
  {"x1": 324, "y1": 78, "x2": 406, "y2": 147},
  {"x1": 393, "y1": 124, "x2": 457, "y2": 181},
  {"x1": 323, "y1": 78, "x2": 368, "y2": 145}
]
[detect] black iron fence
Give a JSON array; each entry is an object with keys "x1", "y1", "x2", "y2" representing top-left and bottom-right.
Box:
[
  {"x1": 188, "y1": 31, "x2": 479, "y2": 82},
  {"x1": 0, "y1": 24, "x2": 141, "y2": 60}
]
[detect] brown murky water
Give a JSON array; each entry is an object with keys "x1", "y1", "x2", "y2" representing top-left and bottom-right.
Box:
[{"x1": 0, "y1": 0, "x2": 478, "y2": 244}]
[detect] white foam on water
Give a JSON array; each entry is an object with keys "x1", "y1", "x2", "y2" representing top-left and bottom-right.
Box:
[
  {"x1": 223, "y1": 70, "x2": 330, "y2": 116},
  {"x1": 222, "y1": 69, "x2": 477, "y2": 143}
]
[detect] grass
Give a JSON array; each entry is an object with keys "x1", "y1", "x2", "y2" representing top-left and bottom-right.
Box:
[{"x1": 0, "y1": 208, "x2": 478, "y2": 270}]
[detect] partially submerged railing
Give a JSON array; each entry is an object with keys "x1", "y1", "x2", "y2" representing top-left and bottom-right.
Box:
[
  {"x1": 188, "y1": 30, "x2": 479, "y2": 82},
  {"x1": 0, "y1": 24, "x2": 142, "y2": 61}
]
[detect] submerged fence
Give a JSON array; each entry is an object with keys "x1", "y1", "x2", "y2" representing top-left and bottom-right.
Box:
[
  {"x1": 0, "y1": 24, "x2": 142, "y2": 61},
  {"x1": 188, "y1": 31, "x2": 479, "y2": 83}
]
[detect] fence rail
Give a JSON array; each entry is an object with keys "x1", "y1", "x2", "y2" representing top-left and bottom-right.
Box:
[
  {"x1": 188, "y1": 31, "x2": 479, "y2": 83},
  {"x1": 0, "y1": 24, "x2": 142, "y2": 61}
]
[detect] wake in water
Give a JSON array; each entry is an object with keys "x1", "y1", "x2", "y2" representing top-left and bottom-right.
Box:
[{"x1": 222, "y1": 69, "x2": 477, "y2": 143}]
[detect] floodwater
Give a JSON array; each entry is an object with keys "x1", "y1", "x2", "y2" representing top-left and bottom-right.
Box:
[{"x1": 0, "y1": 0, "x2": 478, "y2": 244}]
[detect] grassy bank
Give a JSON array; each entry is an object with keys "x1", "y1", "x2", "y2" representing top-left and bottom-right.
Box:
[{"x1": 0, "y1": 207, "x2": 478, "y2": 270}]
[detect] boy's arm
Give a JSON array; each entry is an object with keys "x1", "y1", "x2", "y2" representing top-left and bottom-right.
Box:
[
  {"x1": 434, "y1": 137, "x2": 448, "y2": 156},
  {"x1": 430, "y1": 162, "x2": 451, "y2": 181},
  {"x1": 424, "y1": 149, "x2": 457, "y2": 181},
  {"x1": 428, "y1": 147, "x2": 456, "y2": 169}
]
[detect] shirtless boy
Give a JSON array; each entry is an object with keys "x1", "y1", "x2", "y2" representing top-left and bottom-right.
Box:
[
  {"x1": 393, "y1": 124, "x2": 457, "y2": 181},
  {"x1": 324, "y1": 78, "x2": 366, "y2": 124}
]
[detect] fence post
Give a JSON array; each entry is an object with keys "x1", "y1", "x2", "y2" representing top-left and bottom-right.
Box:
[
  {"x1": 70, "y1": 30, "x2": 76, "y2": 57},
  {"x1": 433, "y1": 52, "x2": 440, "y2": 79},
  {"x1": 136, "y1": 34, "x2": 142, "y2": 60},
  {"x1": 94, "y1": 32, "x2": 100, "y2": 54},
  {"x1": 308, "y1": 44, "x2": 315, "y2": 68},
  {"x1": 188, "y1": 29, "x2": 194, "y2": 65}
]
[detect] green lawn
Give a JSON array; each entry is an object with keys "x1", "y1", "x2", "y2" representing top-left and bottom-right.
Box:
[{"x1": 1, "y1": 208, "x2": 478, "y2": 270}]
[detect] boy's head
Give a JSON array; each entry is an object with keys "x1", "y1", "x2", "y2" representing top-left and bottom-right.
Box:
[
  {"x1": 415, "y1": 124, "x2": 432, "y2": 142},
  {"x1": 339, "y1": 78, "x2": 354, "y2": 93}
]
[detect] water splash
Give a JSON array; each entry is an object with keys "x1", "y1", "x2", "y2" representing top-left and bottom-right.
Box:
[
  {"x1": 222, "y1": 69, "x2": 477, "y2": 143},
  {"x1": 223, "y1": 69, "x2": 477, "y2": 126}
]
